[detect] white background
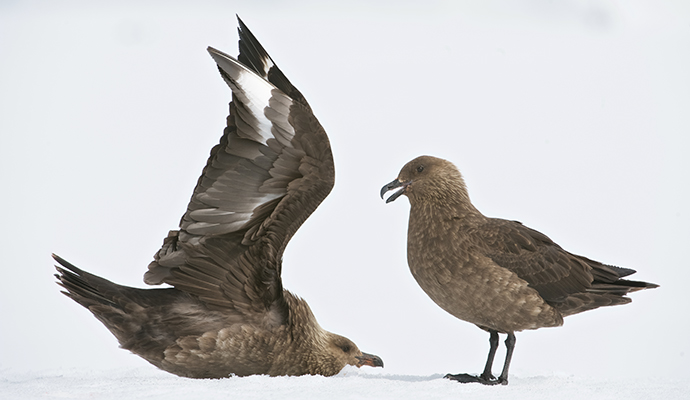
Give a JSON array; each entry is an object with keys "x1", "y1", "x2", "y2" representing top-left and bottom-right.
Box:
[{"x1": 1, "y1": 0, "x2": 688, "y2": 398}]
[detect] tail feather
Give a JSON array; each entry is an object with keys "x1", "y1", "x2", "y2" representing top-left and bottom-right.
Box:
[
  {"x1": 589, "y1": 279, "x2": 659, "y2": 295},
  {"x1": 53, "y1": 254, "x2": 153, "y2": 347},
  {"x1": 586, "y1": 256, "x2": 658, "y2": 296},
  {"x1": 53, "y1": 254, "x2": 208, "y2": 367},
  {"x1": 54, "y1": 254, "x2": 120, "y2": 309},
  {"x1": 552, "y1": 255, "x2": 658, "y2": 317}
]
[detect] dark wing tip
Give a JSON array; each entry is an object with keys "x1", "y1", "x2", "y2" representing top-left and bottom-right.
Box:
[
  {"x1": 236, "y1": 14, "x2": 248, "y2": 33},
  {"x1": 235, "y1": 17, "x2": 298, "y2": 99},
  {"x1": 607, "y1": 264, "x2": 637, "y2": 278}
]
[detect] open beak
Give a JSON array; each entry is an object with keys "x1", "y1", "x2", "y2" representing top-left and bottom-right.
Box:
[
  {"x1": 380, "y1": 179, "x2": 410, "y2": 203},
  {"x1": 355, "y1": 352, "x2": 384, "y2": 368}
]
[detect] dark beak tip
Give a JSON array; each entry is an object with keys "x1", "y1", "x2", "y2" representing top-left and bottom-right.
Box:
[
  {"x1": 379, "y1": 188, "x2": 387, "y2": 200},
  {"x1": 380, "y1": 179, "x2": 406, "y2": 203},
  {"x1": 357, "y1": 353, "x2": 384, "y2": 368},
  {"x1": 379, "y1": 181, "x2": 395, "y2": 200}
]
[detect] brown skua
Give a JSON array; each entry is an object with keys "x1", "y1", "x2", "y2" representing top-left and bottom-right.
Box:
[
  {"x1": 54, "y1": 17, "x2": 383, "y2": 379},
  {"x1": 381, "y1": 155, "x2": 656, "y2": 385}
]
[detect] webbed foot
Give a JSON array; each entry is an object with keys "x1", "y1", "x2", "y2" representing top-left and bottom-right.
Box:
[{"x1": 444, "y1": 373, "x2": 507, "y2": 386}]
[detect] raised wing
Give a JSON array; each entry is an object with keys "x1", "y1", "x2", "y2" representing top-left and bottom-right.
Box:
[
  {"x1": 480, "y1": 219, "x2": 636, "y2": 303},
  {"x1": 144, "y1": 17, "x2": 334, "y2": 323}
]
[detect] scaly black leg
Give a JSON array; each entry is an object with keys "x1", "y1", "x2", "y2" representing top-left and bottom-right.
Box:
[
  {"x1": 445, "y1": 330, "x2": 504, "y2": 385},
  {"x1": 480, "y1": 330, "x2": 499, "y2": 381},
  {"x1": 495, "y1": 332, "x2": 516, "y2": 385}
]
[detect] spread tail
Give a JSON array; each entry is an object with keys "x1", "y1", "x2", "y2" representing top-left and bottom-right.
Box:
[{"x1": 53, "y1": 254, "x2": 150, "y2": 347}]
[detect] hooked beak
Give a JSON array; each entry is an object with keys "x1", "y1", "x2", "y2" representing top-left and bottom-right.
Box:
[
  {"x1": 355, "y1": 352, "x2": 384, "y2": 368},
  {"x1": 380, "y1": 179, "x2": 410, "y2": 203}
]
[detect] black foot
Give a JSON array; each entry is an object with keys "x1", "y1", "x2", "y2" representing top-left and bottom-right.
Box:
[{"x1": 444, "y1": 373, "x2": 507, "y2": 386}]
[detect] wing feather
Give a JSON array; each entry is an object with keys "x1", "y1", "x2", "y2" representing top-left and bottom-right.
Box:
[
  {"x1": 144, "y1": 18, "x2": 334, "y2": 328},
  {"x1": 482, "y1": 219, "x2": 611, "y2": 302}
]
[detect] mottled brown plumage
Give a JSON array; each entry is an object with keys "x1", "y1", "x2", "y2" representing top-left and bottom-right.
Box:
[
  {"x1": 381, "y1": 155, "x2": 656, "y2": 385},
  {"x1": 53, "y1": 17, "x2": 383, "y2": 379}
]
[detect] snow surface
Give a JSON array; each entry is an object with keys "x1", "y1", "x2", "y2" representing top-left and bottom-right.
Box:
[{"x1": 2, "y1": 366, "x2": 688, "y2": 400}]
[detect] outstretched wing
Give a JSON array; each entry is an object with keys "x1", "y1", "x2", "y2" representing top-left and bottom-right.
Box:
[
  {"x1": 481, "y1": 219, "x2": 636, "y2": 303},
  {"x1": 144, "y1": 17, "x2": 334, "y2": 325}
]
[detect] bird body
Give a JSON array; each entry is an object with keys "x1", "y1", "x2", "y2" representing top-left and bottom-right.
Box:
[
  {"x1": 54, "y1": 17, "x2": 382, "y2": 379},
  {"x1": 381, "y1": 155, "x2": 657, "y2": 384},
  {"x1": 57, "y1": 256, "x2": 361, "y2": 378},
  {"x1": 407, "y1": 212, "x2": 564, "y2": 333}
]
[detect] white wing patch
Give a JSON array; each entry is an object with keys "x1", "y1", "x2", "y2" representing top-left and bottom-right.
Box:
[
  {"x1": 208, "y1": 48, "x2": 294, "y2": 146},
  {"x1": 253, "y1": 50, "x2": 276, "y2": 78},
  {"x1": 178, "y1": 48, "x2": 299, "y2": 236}
]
